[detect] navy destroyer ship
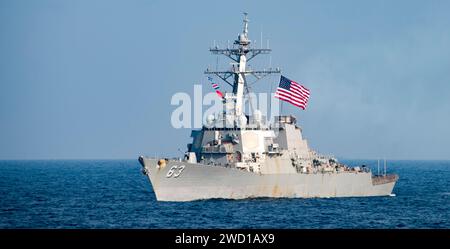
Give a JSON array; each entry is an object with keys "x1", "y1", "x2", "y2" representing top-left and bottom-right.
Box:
[{"x1": 139, "y1": 14, "x2": 398, "y2": 201}]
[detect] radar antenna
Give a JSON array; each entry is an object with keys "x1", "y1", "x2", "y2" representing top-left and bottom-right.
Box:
[{"x1": 205, "y1": 13, "x2": 281, "y2": 123}]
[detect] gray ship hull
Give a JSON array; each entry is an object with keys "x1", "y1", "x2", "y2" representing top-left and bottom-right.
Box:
[{"x1": 139, "y1": 157, "x2": 398, "y2": 202}]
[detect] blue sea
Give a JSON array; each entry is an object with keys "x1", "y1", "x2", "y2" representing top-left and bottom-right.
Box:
[{"x1": 0, "y1": 160, "x2": 448, "y2": 228}]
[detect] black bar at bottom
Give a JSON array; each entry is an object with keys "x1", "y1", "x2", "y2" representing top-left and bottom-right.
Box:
[{"x1": 0, "y1": 229, "x2": 448, "y2": 248}]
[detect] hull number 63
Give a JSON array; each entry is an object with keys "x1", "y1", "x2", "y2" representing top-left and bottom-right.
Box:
[{"x1": 166, "y1": 165, "x2": 185, "y2": 178}]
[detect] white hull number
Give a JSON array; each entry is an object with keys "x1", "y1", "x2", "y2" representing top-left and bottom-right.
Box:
[{"x1": 166, "y1": 165, "x2": 186, "y2": 178}]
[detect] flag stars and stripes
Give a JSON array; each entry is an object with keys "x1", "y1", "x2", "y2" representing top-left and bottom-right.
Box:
[{"x1": 275, "y1": 75, "x2": 310, "y2": 110}]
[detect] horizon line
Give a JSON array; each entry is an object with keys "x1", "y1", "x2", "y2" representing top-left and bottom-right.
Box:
[{"x1": 1, "y1": 158, "x2": 450, "y2": 161}]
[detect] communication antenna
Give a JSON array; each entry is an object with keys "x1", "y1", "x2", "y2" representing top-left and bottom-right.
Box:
[
  {"x1": 260, "y1": 25, "x2": 263, "y2": 49},
  {"x1": 384, "y1": 158, "x2": 387, "y2": 176},
  {"x1": 216, "y1": 55, "x2": 219, "y2": 71},
  {"x1": 205, "y1": 13, "x2": 281, "y2": 120},
  {"x1": 377, "y1": 159, "x2": 380, "y2": 175},
  {"x1": 269, "y1": 55, "x2": 274, "y2": 118}
]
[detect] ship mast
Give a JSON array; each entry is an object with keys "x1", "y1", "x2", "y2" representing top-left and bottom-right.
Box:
[
  {"x1": 234, "y1": 12, "x2": 249, "y2": 117},
  {"x1": 205, "y1": 13, "x2": 281, "y2": 127}
]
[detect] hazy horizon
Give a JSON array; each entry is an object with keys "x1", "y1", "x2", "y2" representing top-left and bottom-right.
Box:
[{"x1": 1, "y1": 0, "x2": 450, "y2": 160}]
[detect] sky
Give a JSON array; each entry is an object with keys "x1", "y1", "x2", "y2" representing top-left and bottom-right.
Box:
[{"x1": 1, "y1": 0, "x2": 449, "y2": 160}]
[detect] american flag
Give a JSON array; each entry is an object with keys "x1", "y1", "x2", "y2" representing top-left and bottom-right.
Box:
[
  {"x1": 275, "y1": 75, "x2": 310, "y2": 110},
  {"x1": 207, "y1": 76, "x2": 224, "y2": 99}
]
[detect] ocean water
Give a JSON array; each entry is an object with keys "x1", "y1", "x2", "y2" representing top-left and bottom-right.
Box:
[{"x1": 0, "y1": 159, "x2": 448, "y2": 228}]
